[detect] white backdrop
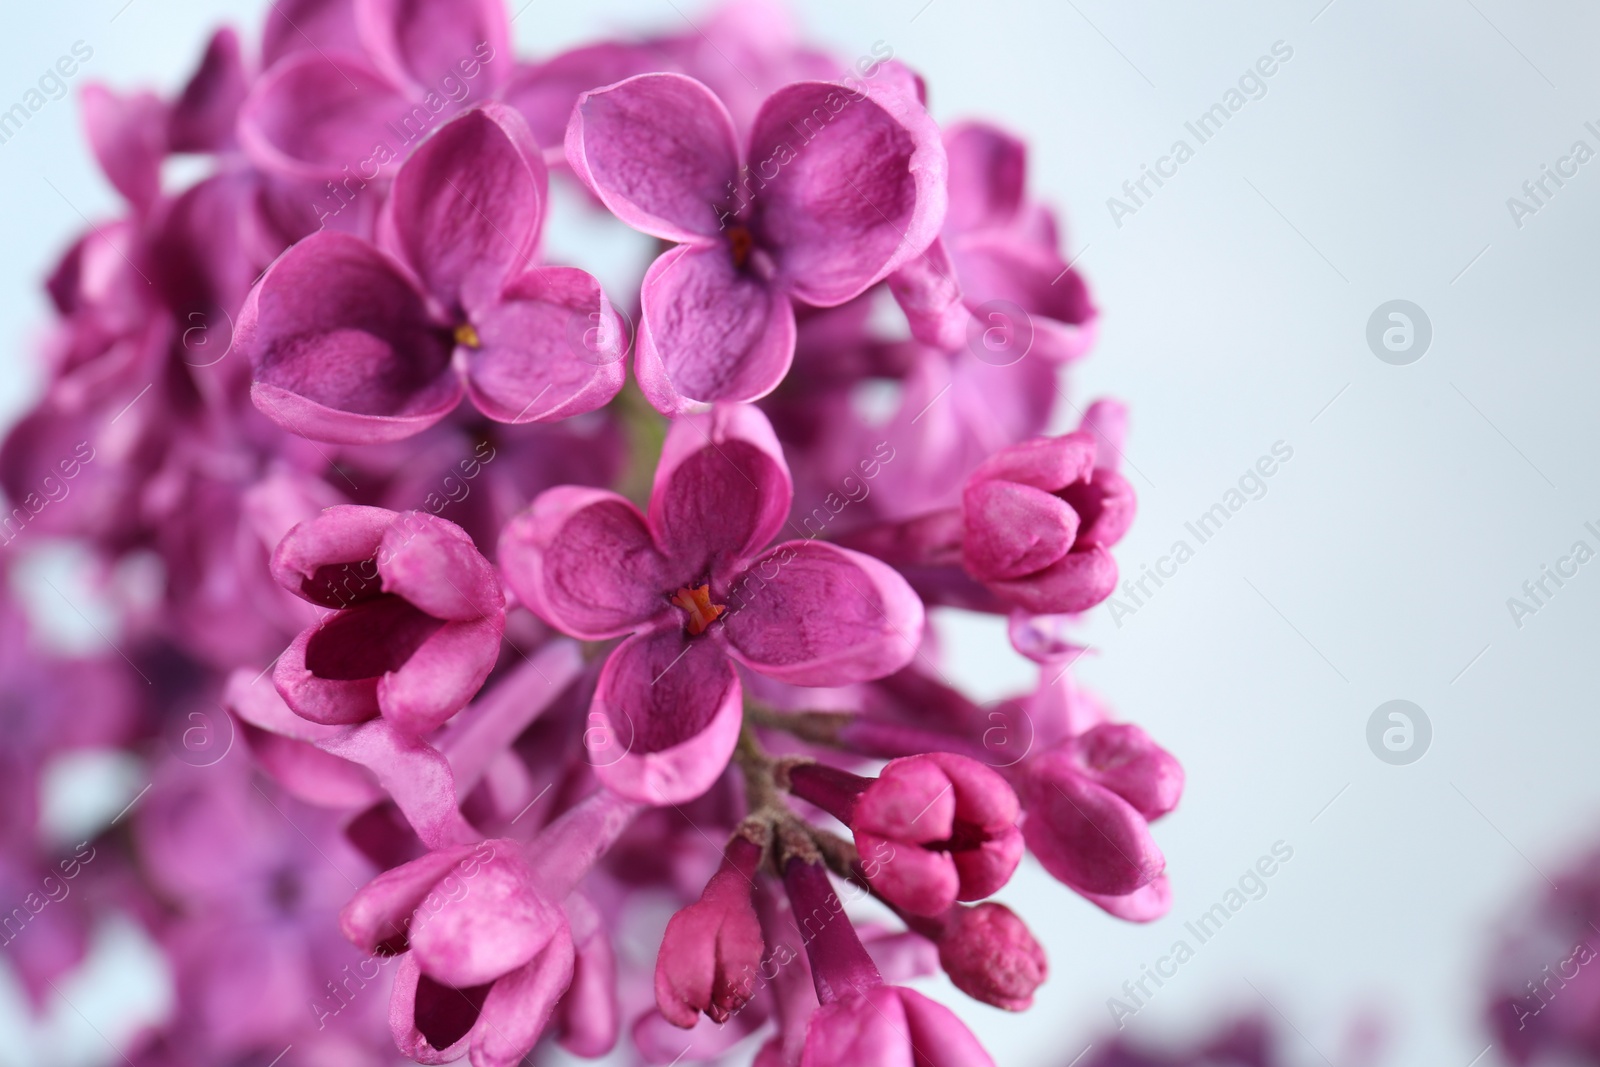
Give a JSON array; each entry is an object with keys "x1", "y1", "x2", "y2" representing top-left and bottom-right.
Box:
[{"x1": 3, "y1": 2, "x2": 1598, "y2": 1065}]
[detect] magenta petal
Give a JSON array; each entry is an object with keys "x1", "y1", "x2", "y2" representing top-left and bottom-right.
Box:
[
  {"x1": 391, "y1": 953, "x2": 484, "y2": 1064},
  {"x1": 341, "y1": 842, "x2": 481, "y2": 953},
  {"x1": 378, "y1": 616, "x2": 504, "y2": 734},
  {"x1": 589, "y1": 628, "x2": 742, "y2": 805},
  {"x1": 720, "y1": 542, "x2": 923, "y2": 687},
  {"x1": 317, "y1": 719, "x2": 480, "y2": 848},
  {"x1": 498, "y1": 487, "x2": 676, "y2": 641},
  {"x1": 749, "y1": 80, "x2": 947, "y2": 306},
  {"x1": 1080, "y1": 876, "x2": 1173, "y2": 922},
  {"x1": 381, "y1": 104, "x2": 546, "y2": 310},
  {"x1": 240, "y1": 231, "x2": 461, "y2": 444},
  {"x1": 409, "y1": 848, "x2": 559, "y2": 988},
  {"x1": 274, "y1": 626, "x2": 380, "y2": 725},
  {"x1": 471, "y1": 923, "x2": 577, "y2": 1067},
  {"x1": 894, "y1": 987, "x2": 997, "y2": 1067},
  {"x1": 377, "y1": 511, "x2": 502, "y2": 621},
  {"x1": 635, "y1": 245, "x2": 796, "y2": 413},
  {"x1": 262, "y1": 0, "x2": 362, "y2": 69},
  {"x1": 1020, "y1": 756, "x2": 1165, "y2": 897},
  {"x1": 650, "y1": 404, "x2": 793, "y2": 579},
  {"x1": 986, "y1": 545, "x2": 1118, "y2": 615},
  {"x1": 356, "y1": 0, "x2": 509, "y2": 98},
  {"x1": 559, "y1": 894, "x2": 620, "y2": 1056},
  {"x1": 1071, "y1": 722, "x2": 1184, "y2": 820},
  {"x1": 504, "y1": 44, "x2": 668, "y2": 149},
  {"x1": 944, "y1": 122, "x2": 1027, "y2": 234},
  {"x1": 462, "y1": 266, "x2": 626, "y2": 423},
  {"x1": 168, "y1": 27, "x2": 250, "y2": 152},
  {"x1": 954, "y1": 239, "x2": 1097, "y2": 364},
  {"x1": 270, "y1": 503, "x2": 392, "y2": 607},
  {"x1": 224, "y1": 669, "x2": 384, "y2": 808},
  {"x1": 969, "y1": 432, "x2": 1096, "y2": 493},
  {"x1": 961, "y1": 480, "x2": 1078, "y2": 582},
  {"x1": 81, "y1": 85, "x2": 166, "y2": 209},
  {"x1": 238, "y1": 50, "x2": 410, "y2": 182},
  {"x1": 566, "y1": 73, "x2": 741, "y2": 243},
  {"x1": 887, "y1": 238, "x2": 970, "y2": 351}
]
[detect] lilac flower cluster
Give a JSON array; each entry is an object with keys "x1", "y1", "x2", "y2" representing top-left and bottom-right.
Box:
[{"x1": 0, "y1": 2, "x2": 1185, "y2": 1064}]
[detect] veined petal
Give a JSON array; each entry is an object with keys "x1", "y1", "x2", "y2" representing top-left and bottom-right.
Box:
[
  {"x1": 635, "y1": 244, "x2": 796, "y2": 414},
  {"x1": 566, "y1": 73, "x2": 741, "y2": 244},
  {"x1": 720, "y1": 541, "x2": 923, "y2": 686},
  {"x1": 238, "y1": 50, "x2": 410, "y2": 182},
  {"x1": 588, "y1": 628, "x2": 742, "y2": 805},
  {"x1": 498, "y1": 487, "x2": 677, "y2": 641},
  {"x1": 355, "y1": 0, "x2": 510, "y2": 99}
]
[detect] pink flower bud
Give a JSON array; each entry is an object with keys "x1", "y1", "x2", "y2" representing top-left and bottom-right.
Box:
[{"x1": 655, "y1": 830, "x2": 767, "y2": 1027}]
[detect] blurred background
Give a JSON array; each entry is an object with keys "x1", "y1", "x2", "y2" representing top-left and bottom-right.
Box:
[{"x1": 3, "y1": 1, "x2": 1598, "y2": 1064}]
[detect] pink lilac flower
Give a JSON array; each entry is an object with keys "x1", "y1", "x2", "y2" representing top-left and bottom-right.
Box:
[
  {"x1": 269, "y1": 504, "x2": 506, "y2": 734},
  {"x1": 565, "y1": 68, "x2": 946, "y2": 413},
  {"x1": 241, "y1": 104, "x2": 625, "y2": 443},
  {"x1": 497, "y1": 403, "x2": 923, "y2": 804}
]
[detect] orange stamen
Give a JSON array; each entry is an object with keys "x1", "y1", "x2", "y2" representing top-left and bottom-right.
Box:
[
  {"x1": 672, "y1": 584, "x2": 727, "y2": 636},
  {"x1": 728, "y1": 226, "x2": 755, "y2": 269},
  {"x1": 454, "y1": 322, "x2": 482, "y2": 349}
]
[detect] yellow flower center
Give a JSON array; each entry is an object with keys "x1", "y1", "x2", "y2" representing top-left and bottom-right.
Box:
[{"x1": 454, "y1": 322, "x2": 482, "y2": 349}]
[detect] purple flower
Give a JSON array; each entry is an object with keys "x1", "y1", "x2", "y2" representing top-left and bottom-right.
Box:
[
  {"x1": 786, "y1": 753, "x2": 1023, "y2": 917},
  {"x1": 499, "y1": 404, "x2": 923, "y2": 804},
  {"x1": 655, "y1": 825, "x2": 767, "y2": 1027},
  {"x1": 565, "y1": 68, "x2": 946, "y2": 413},
  {"x1": 240, "y1": 103, "x2": 625, "y2": 444},
  {"x1": 270, "y1": 504, "x2": 506, "y2": 734},
  {"x1": 240, "y1": 0, "x2": 511, "y2": 183}
]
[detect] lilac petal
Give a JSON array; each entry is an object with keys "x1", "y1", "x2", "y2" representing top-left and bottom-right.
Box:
[
  {"x1": 81, "y1": 85, "x2": 166, "y2": 210},
  {"x1": 1071, "y1": 722, "x2": 1184, "y2": 821},
  {"x1": 409, "y1": 847, "x2": 559, "y2": 988},
  {"x1": 318, "y1": 719, "x2": 480, "y2": 848},
  {"x1": 566, "y1": 73, "x2": 741, "y2": 244},
  {"x1": 635, "y1": 244, "x2": 796, "y2": 414},
  {"x1": 953, "y1": 238, "x2": 1097, "y2": 364},
  {"x1": 356, "y1": 0, "x2": 510, "y2": 99},
  {"x1": 944, "y1": 122, "x2": 1027, "y2": 234},
  {"x1": 558, "y1": 894, "x2": 619, "y2": 1056},
  {"x1": 224, "y1": 668, "x2": 384, "y2": 808},
  {"x1": 649, "y1": 404, "x2": 793, "y2": 580},
  {"x1": 968, "y1": 432, "x2": 1096, "y2": 494},
  {"x1": 391, "y1": 950, "x2": 486, "y2": 1064},
  {"x1": 1020, "y1": 755, "x2": 1165, "y2": 896},
  {"x1": 238, "y1": 50, "x2": 410, "y2": 182},
  {"x1": 887, "y1": 238, "x2": 970, "y2": 351},
  {"x1": 748, "y1": 79, "x2": 946, "y2": 307},
  {"x1": 376, "y1": 510, "x2": 502, "y2": 620},
  {"x1": 168, "y1": 27, "x2": 250, "y2": 153},
  {"x1": 498, "y1": 487, "x2": 677, "y2": 641},
  {"x1": 261, "y1": 0, "x2": 361, "y2": 69},
  {"x1": 274, "y1": 627, "x2": 381, "y2": 725},
  {"x1": 801, "y1": 987, "x2": 911, "y2": 1067},
  {"x1": 378, "y1": 615, "x2": 503, "y2": 734},
  {"x1": 471, "y1": 923, "x2": 577, "y2": 1067},
  {"x1": 1061, "y1": 467, "x2": 1137, "y2": 548},
  {"x1": 240, "y1": 231, "x2": 460, "y2": 444},
  {"x1": 341, "y1": 842, "x2": 482, "y2": 953},
  {"x1": 1079, "y1": 876, "x2": 1173, "y2": 922},
  {"x1": 894, "y1": 986, "x2": 997, "y2": 1067},
  {"x1": 589, "y1": 628, "x2": 743, "y2": 805},
  {"x1": 504, "y1": 44, "x2": 670, "y2": 149},
  {"x1": 857, "y1": 830, "x2": 958, "y2": 917},
  {"x1": 1080, "y1": 398, "x2": 1129, "y2": 470},
  {"x1": 461, "y1": 266, "x2": 626, "y2": 424},
  {"x1": 986, "y1": 545, "x2": 1118, "y2": 615},
  {"x1": 720, "y1": 542, "x2": 923, "y2": 686},
  {"x1": 380, "y1": 104, "x2": 546, "y2": 311},
  {"x1": 270, "y1": 503, "x2": 393, "y2": 607},
  {"x1": 961, "y1": 480, "x2": 1078, "y2": 582}
]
